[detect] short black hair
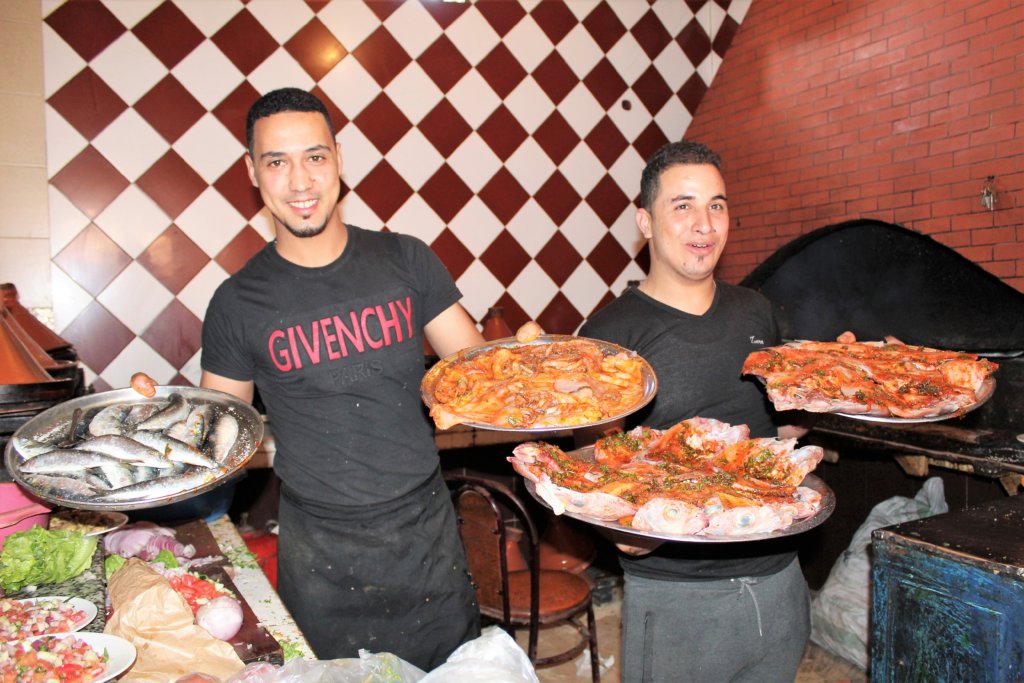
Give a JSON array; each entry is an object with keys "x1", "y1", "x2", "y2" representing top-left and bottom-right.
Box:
[
  {"x1": 639, "y1": 141, "x2": 723, "y2": 211},
  {"x1": 245, "y1": 87, "x2": 335, "y2": 155}
]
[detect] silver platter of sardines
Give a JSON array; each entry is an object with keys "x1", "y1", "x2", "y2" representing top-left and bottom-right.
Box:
[{"x1": 4, "y1": 385, "x2": 263, "y2": 511}]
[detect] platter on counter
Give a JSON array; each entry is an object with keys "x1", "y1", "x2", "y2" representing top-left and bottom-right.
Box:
[
  {"x1": 4, "y1": 386, "x2": 263, "y2": 511},
  {"x1": 17, "y1": 632, "x2": 137, "y2": 683},
  {"x1": 48, "y1": 509, "x2": 129, "y2": 536}
]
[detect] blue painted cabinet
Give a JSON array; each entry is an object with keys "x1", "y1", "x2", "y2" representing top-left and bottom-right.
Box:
[{"x1": 870, "y1": 495, "x2": 1024, "y2": 682}]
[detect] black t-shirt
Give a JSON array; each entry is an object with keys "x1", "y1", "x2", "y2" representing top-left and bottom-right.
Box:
[
  {"x1": 201, "y1": 225, "x2": 460, "y2": 507},
  {"x1": 579, "y1": 282, "x2": 801, "y2": 580}
]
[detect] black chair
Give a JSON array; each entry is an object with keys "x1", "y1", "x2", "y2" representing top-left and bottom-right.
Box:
[{"x1": 446, "y1": 472, "x2": 600, "y2": 682}]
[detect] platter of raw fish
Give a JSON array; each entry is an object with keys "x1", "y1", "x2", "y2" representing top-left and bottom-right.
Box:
[{"x1": 4, "y1": 385, "x2": 263, "y2": 511}]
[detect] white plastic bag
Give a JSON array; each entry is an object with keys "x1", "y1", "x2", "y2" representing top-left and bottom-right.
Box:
[
  {"x1": 810, "y1": 476, "x2": 948, "y2": 669},
  {"x1": 225, "y1": 651, "x2": 426, "y2": 683},
  {"x1": 421, "y1": 626, "x2": 540, "y2": 683}
]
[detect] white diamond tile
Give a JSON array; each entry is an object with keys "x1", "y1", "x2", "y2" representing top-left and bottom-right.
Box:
[
  {"x1": 607, "y1": 147, "x2": 645, "y2": 207},
  {"x1": 180, "y1": 347, "x2": 203, "y2": 386},
  {"x1": 317, "y1": 0, "x2": 380, "y2": 51},
  {"x1": 651, "y1": 0, "x2": 695, "y2": 36},
  {"x1": 445, "y1": 6, "x2": 501, "y2": 67},
  {"x1": 246, "y1": 0, "x2": 314, "y2": 45},
  {"x1": 94, "y1": 185, "x2": 171, "y2": 258},
  {"x1": 561, "y1": 260, "x2": 606, "y2": 319},
  {"x1": 608, "y1": 204, "x2": 645, "y2": 254},
  {"x1": 50, "y1": 264, "x2": 92, "y2": 333},
  {"x1": 90, "y1": 32, "x2": 167, "y2": 106},
  {"x1": 653, "y1": 42, "x2": 695, "y2": 93},
  {"x1": 173, "y1": 113, "x2": 243, "y2": 184},
  {"x1": 248, "y1": 209, "x2": 276, "y2": 242},
  {"x1": 448, "y1": 133, "x2": 502, "y2": 193},
  {"x1": 607, "y1": 0, "x2": 649, "y2": 29},
  {"x1": 97, "y1": 261, "x2": 174, "y2": 335},
  {"x1": 559, "y1": 143, "x2": 605, "y2": 197},
  {"x1": 338, "y1": 125, "x2": 382, "y2": 187},
  {"x1": 177, "y1": 187, "x2": 247, "y2": 257},
  {"x1": 696, "y1": 52, "x2": 721, "y2": 86},
  {"x1": 172, "y1": 0, "x2": 240, "y2": 37},
  {"x1": 504, "y1": 77, "x2": 555, "y2": 135},
  {"x1": 178, "y1": 259, "x2": 230, "y2": 319},
  {"x1": 47, "y1": 186, "x2": 90, "y2": 256},
  {"x1": 504, "y1": 137, "x2": 556, "y2": 195},
  {"x1": 705, "y1": 2, "x2": 731, "y2": 40},
  {"x1": 102, "y1": 0, "x2": 160, "y2": 28},
  {"x1": 172, "y1": 40, "x2": 245, "y2": 110},
  {"x1": 387, "y1": 194, "x2": 445, "y2": 245},
  {"x1": 559, "y1": 202, "x2": 606, "y2": 256},
  {"x1": 338, "y1": 192, "x2": 382, "y2": 231},
  {"x1": 612, "y1": 261, "x2": 646, "y2": 292},
  {"x1": 41, "y1": 25, "x2": 85, "y2": 97},
  {"x1": 455, "y1": 259, "x2": 504, "y2": 324},
  {"x1": 101, "y1": 337, "x2": 177, "y2": 388},
  {"x1": 448, "y1": 196, "x2": 502, "y2": 257},
  {"x1": 506, "y1": 199, "x2": 557, "y2": 257},
  {"x1": 654, "y1": 95, "x2": 691, "y2": 140},
  {"x1": 507, "y1": 261, "x2": 558, "y2": 319},
  {"x1": 447, "y1": 69, "x2": 501, "y2": 129},
  {"x1": 558, "y1": 23, "x2": 603, "y2": 79},
  {"x1": 385, "y1": 63, "x2": 443, "y2": 125},
  {"x1": 43, "y1": 105, "x2": 87, "y2": 177},
  {"x1": 388, "y1": 128, "x2": 445, "y2": 191},
  {"x1": 384, "y1": 1, "x2": 442, "y2": 59},
  {"x1": 606, "y1": 32, "x2": 647, "y2": 86},
  {"x1": 608, "y1": 88, "x2": 649, "y2": 141},
  {"x1": 319, "y1": 56, "x2": 380, "y2": 120},
  {"x1": 503, "y1": 16, "x2": 553, "y2": 73},
  {"x1": 92, "y1": 109, "x2": 168, "y2": 182},
  {"x1": 558, "y1": 82, "x2": 605, "y2": 137},
  {"x1": 728, "y1": 0, "x2": 753, "y2": 23},
  {"x1": 247, "y1": 47, "x2": 316, "y2": 95}
]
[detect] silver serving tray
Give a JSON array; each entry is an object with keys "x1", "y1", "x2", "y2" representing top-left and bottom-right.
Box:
[
  {"x1": 421, "y1": 334, "x2": 658, "y2": 433},
  {"x1": 834, "y1": 376, "x2": 995, "y2": 423},
  {"x1": 523, "y1": 446, "x2": 835, "y2": 544},
  {"x1": 4, "y1": 386, "x2": 263, "y2": 511}
]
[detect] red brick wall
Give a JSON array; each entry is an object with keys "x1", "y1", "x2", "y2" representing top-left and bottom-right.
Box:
[{"x1": 686, "y1": 0, "x2": 1023, "y2": 291}]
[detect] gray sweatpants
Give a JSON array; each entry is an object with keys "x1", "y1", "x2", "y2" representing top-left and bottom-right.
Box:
[{"x1": 621, "y1": 557, "x2": 810, "y2": 683}]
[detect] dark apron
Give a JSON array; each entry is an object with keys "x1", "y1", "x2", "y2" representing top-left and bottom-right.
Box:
[{"x1": 277, "y1": 467, "x2": 480, "y2": 671}]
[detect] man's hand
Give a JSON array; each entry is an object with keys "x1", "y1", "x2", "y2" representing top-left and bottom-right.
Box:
[
  {"x1": 515, "y1": 321, "x2": 543, "y2": 343},
  {"x1": 615, "y1": 537, "x2": 663, "y2": 556}
]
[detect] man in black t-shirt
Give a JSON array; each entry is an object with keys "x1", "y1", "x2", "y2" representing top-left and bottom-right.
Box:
[{"x1": 579, "y1": 141, "x2": 811, "y2": 682}]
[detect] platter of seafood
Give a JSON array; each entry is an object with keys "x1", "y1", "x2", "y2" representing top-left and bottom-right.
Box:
[{"x1": 4, "y1": 386, "x2": 263, "y2": 511}]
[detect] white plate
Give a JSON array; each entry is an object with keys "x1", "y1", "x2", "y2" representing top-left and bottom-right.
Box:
[
  {"x1": 13, "y1": 597, "x2": 98, "y2": 633},
  {"x1": 23, "y1": 632, "x2": 137, "y2": 683},
  {"x1": 48, "y1": 510, "x2": 129, "y2": 537}
]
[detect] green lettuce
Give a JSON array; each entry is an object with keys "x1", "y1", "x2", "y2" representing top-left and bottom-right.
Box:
[{"x1": 0, "y1": 526, "x2": 98, "y2": 591}]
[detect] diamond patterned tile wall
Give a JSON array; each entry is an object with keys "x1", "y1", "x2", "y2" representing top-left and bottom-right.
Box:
[{"x1": 42, "y1": 0, "x2": 749, "y2": 390}]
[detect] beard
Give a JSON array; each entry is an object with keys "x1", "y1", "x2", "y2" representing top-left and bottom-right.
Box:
[{"x1": 280, "y1": 218, "x2": 329, "y2": 239}]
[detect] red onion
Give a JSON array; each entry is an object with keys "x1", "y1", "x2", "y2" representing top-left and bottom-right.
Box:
[{"x1": 105, "y1": 522, "x2": 195, "y2": 561}]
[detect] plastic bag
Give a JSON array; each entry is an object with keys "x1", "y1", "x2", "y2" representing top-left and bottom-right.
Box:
[
  {"x1": 421, "y1": 627, "x2": 539, "y2": 683},
  {"x1": 810, "y1": 476, "x2": 948, "y2": 669}
]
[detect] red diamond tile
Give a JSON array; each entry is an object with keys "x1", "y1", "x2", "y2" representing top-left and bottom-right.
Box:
[
  {"x1": 536, "y1": 232, "x2": 583, "y2": 287},
  {"x1": 532, "y1": 51, "x2": 577, "y2": 106},
  {"x1": 585, "y1": 116, "x2": 629, "y2": 169},
  {"x1": 584, "y1": 58, "x2": 628, "y2": 110},
  {"x1": 430, "y1": 228, "x2": 474, "y2": 280},
  {"x1": 418, "y1": 99, "x2": 472, "y2": 157},
  {"x1": 311, "y1": 85, "x2": 349, "y2": 135},
  {"x1": 479, "y1": 230, "x2": 531, "y2": 287},
  {"x1": 678, "y1": 19, "x2": 712, "y2": 66},
  {"x1": 285, "y1": 18, "x2": 347, "y2": 82},
  {"x1": 141, "y1": 299, "x2": 202, "y2": 369},
  {"x1": 45, "y1": 1, "x2": 125, "y2": 62},
  {"x1": 679, "y1": 72, "x2": 709, "y2": 115},
  {"x1": 353, "y1": 27, "x2": 412, "y2": 88},
  {"x1": 538, "y1": 291, "x2": 583, "y2": 336},
  {"x1": 365, "y1": 1, "x2": 403, "y2": 22},
  {"x1": 212, "y1": 9, "x2": 279, "y2": 75},
  {"x1": 50, "y1": 146, "x2": 130, "y2": 219},
  {"x1": 477, "y1": 44, "x2": 528, "y2": 100},
  {"x1": 633, "y1": 122, "x2": 671, "y2": 164},
  {"x1": 713, "y1": 15, "x2": 741, "y2": 55},
  {"x1": 48, "y1": 68, "x2": 128, "y2": 140},
  {"x1": 214, "y1": 157, "x2": 263, "y2": 220},
  {"x1": 355, "y1": 160, "x2": 414, "y2": 221},
  {"x1": 418, "y1": 164, "x2": 472, "y2": 223},
  {"x1": 586, "y1": 175, "x2": 632, "y2": 227},
  {"x1": 133, "y1": 2, "x2": 204, "y2": 69},
  {"x1": 137, "y1": 151, "x2": 207, "y2": 219},
  {"x1": 477, "y1": 105, "x2": 528, "y2": 161},
  {"x1": 587, "y1": 232, "x2": 632, "y2": 285},
  {"x1": 61, "y1": 301, "x2": 134, "y2": 373},
  {"x1": 533, "y1": 110, "x2": 580, "y2": 165},
  {"x1": 418, "y1": 35, "x2": 472, "y2": 94},
  {"x1": 530, "y1": 1, "x2": 578, "y2": 45},
  {"x1": 582, "y1": 3, "x2": 627, "y2": 52},
  {"x1": 633, "y1": 65, "x2": 673, "y2": 115},
  {"x1": 137, "y1": 225, "x2": 210, "y2": 294},
  {"x1": 476, "y1": 0, "x2": 527, "y2": 37},
  {"x1": 306, "y1": 1, "x2": 331, "y2": 13},
  {"x1": 135, "y1": 76, "x2": 206, "y2": 144},
  {"x1": 631, "y1": 9, "x2": 673, "y2": 60},
  {"x1": 91, "y1": 377, "x2": 114, "y2": 393},
  {"x1": 167, "y1": 373, "x2": 194, "y2": 388},
  {"x1": 213, "y1": 81, "x2": 264, "y2": 148},
  {"x1": 421, "y1": 0, "x2": 470, "y2": 29},
  {"x1": 586, "y1": 289, "x2": 617, "y2": 319},
  {"x1": 534, "y1": 171, "x2": 581, "y2": 225},
  {"x1": 635, "y1": 242, "x2": 650, "y2": 273},
  {"x1": 217, "y1": 226, "x2": 268, "y2": 275},
  {"x1": 491, "y1": 294, "x2": 529, "y2": 333},
  {"x1": 478, "y1": 168, "x2": 529, "y2": 224},
  {"x1": 53, "y1": 224, "x2": 131, "y2": 296},
  {"x1": 353, "y1": 93, "x2": 413, "y2": 154}
]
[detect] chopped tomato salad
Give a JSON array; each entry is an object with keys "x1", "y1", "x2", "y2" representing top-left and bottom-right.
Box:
[
  {"x1": 0, "y1": 635, "x2": 106, "y2": 683},
  {"x1": 165, "y1": 572, "x2": 233, "y2": 615},
  {"x1": 0, "y1": 599, "x2": 87, "y2": 642}
]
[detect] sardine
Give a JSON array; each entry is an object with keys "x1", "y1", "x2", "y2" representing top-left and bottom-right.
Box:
[
  {"x1": 98, "y1": 462, "x2": 137, "y2": 489},
  {"x1": 135, "y1": 393, "x2": 190, "y2": 431},
  {"x1": 204, "y1": 413, "x2": 239, "y2": 463},
  {"x1": 125, "y1": 402, "x2": 163, "y2": 426},
  {"x1": 166, "y1": 404, "x2": 213, "y2": 448},
  {"x1": 20, "y1": 449, "x2": 128, "y2": 474},
  {"x1": 75, "y1": 434, "x2": 172, "y2": 469},
  {"x1": 87, "y1": 403, "x2": 131, "y2": 437},
  {"x1": 25, "y1": 474, "x2": 97, "y2": 499},
  {"x1": 131, "y1": 466, "x2": 160, "y2": 483},
  {"x1": 129, "y1": 430, "x2": 219, "y2": 469},
  {"x1": 93, "y1": 469, "x2": 226, "y2": 502}
]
